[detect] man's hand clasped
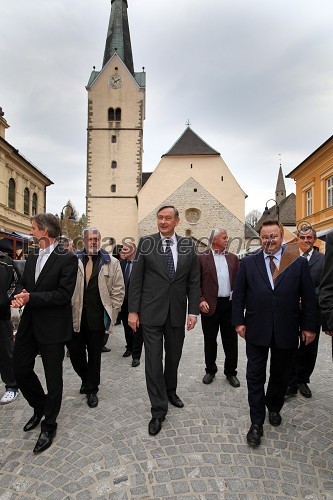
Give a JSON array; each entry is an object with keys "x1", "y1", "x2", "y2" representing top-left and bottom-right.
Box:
[{"x1": 11, "y1": 289, "x2": 30, "y2": 308}]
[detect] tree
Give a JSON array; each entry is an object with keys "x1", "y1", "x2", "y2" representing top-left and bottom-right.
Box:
[{"x1": 246, "y1": 209, "x2": 262, "y2": 228}]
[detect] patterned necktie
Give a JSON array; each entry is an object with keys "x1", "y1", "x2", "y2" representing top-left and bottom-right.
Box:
[
  {"x1": 165, "y1": 239, "x2": 175, "y2": 277},
  {"x1": 85, "y1": 255, "x2": 93, "y2": 287},
  {"x1": 269, "y1": 255, "x2": 276, "y2": 278}
]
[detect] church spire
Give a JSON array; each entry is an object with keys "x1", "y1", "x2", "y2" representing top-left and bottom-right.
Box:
[
  {"x1": 103, "y1": 0, "x2": 134, "y2": 74},
  {"x1": 275, "y1": 164, "x2": 286, "y2": 205}
]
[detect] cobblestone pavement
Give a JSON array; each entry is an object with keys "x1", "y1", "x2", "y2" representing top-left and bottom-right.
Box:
[{"x1": 1, "y1": 321, "x2": 333, "y2": 500}]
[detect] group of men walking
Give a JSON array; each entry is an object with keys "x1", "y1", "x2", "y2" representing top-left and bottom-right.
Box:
[{"x1": 1, "y1": 206, "x2": 331, "y2": 453}]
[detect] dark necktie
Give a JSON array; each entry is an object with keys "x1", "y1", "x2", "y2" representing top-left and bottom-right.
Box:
[
  {"x1": 85, "y1": 255, "x2": 93, "y2": 287},
  {"x1": 124, "y1": 260, "x2": 132, "y2": 295},
  {"x1": 269, "y1": 255, "x2": 276, "y2": 278},
  {"x1": 164, "y1": 239, "x2": 175, "y2": 277}
]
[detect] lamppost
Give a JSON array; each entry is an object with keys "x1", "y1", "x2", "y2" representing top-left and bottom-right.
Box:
[
  {"x1": 263, "y1": 199, "x2": 280, "y2": 221},
  {"x1": 58, "y1": 204, "x2": 76, "y2": 241}
]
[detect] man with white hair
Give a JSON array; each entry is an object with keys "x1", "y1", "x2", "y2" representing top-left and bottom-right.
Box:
[
  {"x1": 69, "y1": 228, "x2": 124, "y2": 408},
  {"x1": 198, "y1": 228, "x2": 240, "y2": 388}
]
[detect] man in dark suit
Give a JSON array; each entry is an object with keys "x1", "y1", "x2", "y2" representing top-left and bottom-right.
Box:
[
  {"x1": 319, "y1": 230, "x2": 333, "y2": 359},
  {"x1": 119, "y1": 243, "x2": 143, "y2": 366},
  {"x1": 286, "y1": 225, "x2": 325, "y2": 399},
  {"x1": 198, "y1": 228, "x2": 240, "y2": 387},
  {"x1": 12, "y1": 214, "x2": 78, "y2": 453},
  {"x1": 128, "y1": 205, "x2": 200, "y2": 436},
  {"x1": 232, "y1": 219, "x2": 317, "y2": 447}
]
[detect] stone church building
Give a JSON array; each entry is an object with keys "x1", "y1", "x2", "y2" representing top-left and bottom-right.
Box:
[{"x1": 86, "y1": 0, "x2": 246, "y2": 251}]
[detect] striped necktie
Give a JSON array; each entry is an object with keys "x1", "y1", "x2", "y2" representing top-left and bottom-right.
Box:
[{"x1": 165, "y1": 239, "x2": 175, "y2": 277}]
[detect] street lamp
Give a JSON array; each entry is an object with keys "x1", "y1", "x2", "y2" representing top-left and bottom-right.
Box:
[
  {"x1": 263, "y1": 199, "x2": 280, "y2": 221},
  {"x1": 59, "y1": 204, "x2": 76, "y2": 240}
]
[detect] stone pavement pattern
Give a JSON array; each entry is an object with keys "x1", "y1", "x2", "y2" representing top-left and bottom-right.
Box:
[{"x1": 1, "y1": 321, "x2": 333, "y2": 500}]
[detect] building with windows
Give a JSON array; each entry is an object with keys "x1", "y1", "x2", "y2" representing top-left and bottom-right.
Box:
[
  {"x1": 86, "y1": 0, "x2": 246, "y2": 248},
  {"x1": 286, "y1": 135, "x2": 333, "y2": 233},
  {"x1": 0, "y1": 109, "x2": 53, "y2": 235}
]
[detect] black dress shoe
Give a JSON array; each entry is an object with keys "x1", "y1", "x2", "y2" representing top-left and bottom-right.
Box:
[
  {"x1": 132, "y1": 359, "x2": 140, "y2": 367},
  {"x1": 285, "y1": 385, "x2": 298, "y2": 398},
  {"x1": 122, "y1": 349, "x2": 132, "y2": 357},
  {"x1": 80, "y1": 383, "x2": 87, "y2": 394},
  {"x1": 202, "y1": 373, "x2": 215, "y2": 384},
  {"x1": 246, "y1": 424, "x2": 263, "y2": 447},
  {"x1": 298, "y1": 383, "x2": 312, "y2": 398},
  {"x1": 33, "y1": 430, "x2": 56, "y2": 453},
  {"x1": 269, "y1": 411, "x2": 282, "y2": 426},
  {"x1": 87, "y1": 393, "x2": 98, "y2": 408},
  {"x1": 168, "y1": 394, "x2": 184, "y2": 408},
  {"x1": 101, "y1": 346, "x2": 111, "y2": 353},
  {"x1": 226, "y1": 375, "x2": 240, "y2": 388},
  {"x1": 23, "y1": 412, "x2": 43, "y2": 432},
  {"x1": 148, "y1": 416, "x2": 165, "y2": 436}
]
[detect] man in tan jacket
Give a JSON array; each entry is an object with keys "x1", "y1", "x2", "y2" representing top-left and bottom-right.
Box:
[{"x1": 69, "y1": 228, "x2": 124, "y2": 408}]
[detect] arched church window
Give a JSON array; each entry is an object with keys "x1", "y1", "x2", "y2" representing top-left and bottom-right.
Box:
[
  {"x1": 32, "y1": 192, "x2": 37, "y2": 215},
  {"x1": 24, "y1": 187, "x2": 30, "y2": 215},
  {"x1": 108, "y1": 108, "x2": 115, "y2": 121},
  {"x1": 111, "y1": 184, "x2": 116, "y2": 193},
  {"x1": 8, "y1": 178, "x2": 15, "y2": 209},
  {"x1": 111, "y1": 161, "x2": 117, "y2": 169},
  {"x1": 115, "y1": 108, "x2": 121, "y2": 121}
]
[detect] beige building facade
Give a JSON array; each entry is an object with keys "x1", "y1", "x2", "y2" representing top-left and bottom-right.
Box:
[
  {"x1": 86, "y1": 0, "x2": 246, "y2": 249},
  {"x1": 0, "y1": 110, "x2": 52, "y2": 235}
]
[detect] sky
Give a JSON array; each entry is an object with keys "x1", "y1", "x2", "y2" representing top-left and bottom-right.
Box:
[{"x1": 1, "y1": 0, "x2": 333, "y2": 219}]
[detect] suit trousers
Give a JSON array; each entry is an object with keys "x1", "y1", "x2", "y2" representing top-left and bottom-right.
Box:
[
  {"x1": 120, "y1": 300, "x2": 134, "y2": 352},
  {"x1": 142, "y1": 313, "x2": 185, "y2": 419},
  {"x1": 246, "y1": 341, "x2": 294, "y2": 425},
  {"x1": 201, "y1": 297, "x2": 238, "y2": 376},
  {"x1": 0, "y1": 320, "x2": 17, "y2": 389},
  {"x1": 67, "y1": 319, "x2": 105, "y2": 395},
  {"x1": 120, "y1": 300, "x2": 144, "y2": 359},
  {"x1": 288, "y1": 326, "x2": 321, "y2": 386},
  {"x1": 13, "y1": 325, "x2": 65, "y2": 432}
]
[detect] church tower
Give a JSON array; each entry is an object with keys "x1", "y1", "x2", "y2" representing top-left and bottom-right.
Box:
[
  {"x1": 86, "y1": 0, "x2": 145, "y2": 246},
  {"x1": 275, "y1": 165, "x2": 286, "y2": 206}
]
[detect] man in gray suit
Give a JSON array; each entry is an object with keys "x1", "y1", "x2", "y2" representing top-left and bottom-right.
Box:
[
  {"x1": 128, "y1": 205, "x2": 200, "y2": 436},
  {"x1": 286, "y1": 225, "x2": 325, "y2": 399}
]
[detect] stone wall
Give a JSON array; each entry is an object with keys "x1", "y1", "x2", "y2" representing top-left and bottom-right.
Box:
[{"x1": 139, "y1": 178, "x2": 245, "y2": 254}]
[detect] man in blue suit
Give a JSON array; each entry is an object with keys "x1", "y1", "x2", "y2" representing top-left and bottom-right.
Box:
[{"x1": 232, "y1": 220, "x2": 317, "y2": 447}]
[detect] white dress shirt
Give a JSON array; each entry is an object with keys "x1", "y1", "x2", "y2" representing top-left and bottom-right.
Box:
[
  {"x1": 212, "y1": 250, "x2": 231, "y2": 297},
  {"x1": 35, "y1": 242, "x2": 57, "y2": 282},
  {"x1": 263, "y1": 247, "x2": 283, "y2": 289}
]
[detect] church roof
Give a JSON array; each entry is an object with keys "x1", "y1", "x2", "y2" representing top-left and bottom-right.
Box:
[
  {"x1": 275, "y1": 165, "x2": 286, "y2": 193},
  {"x1": 254, "y1": 193, "x2": 296, "y2": 230},
  {"x1": 163, "y1": 127, "x2": 220, "y2": 157},
  {"x1": 141, "y1": 172, "x2": 152, "y2": 187},
  {"x1": 102, "y1": 0, "x2": 134, "y2": 74}
]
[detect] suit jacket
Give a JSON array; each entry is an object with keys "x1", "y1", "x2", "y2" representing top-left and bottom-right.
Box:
[
  {"x1": 198, "y1": 250, "x2": 239, "y2": 316},
  {"x1": 15, "y1": 244, "x2": 78, "y2": 344},
  {"x1": 319, "y1": 231, "x2": 333, "y2": 331},
  {"x1": 307, "y1": 250, "x2": 325, "y2": 326},
  {"x1": 128, "y1": 233, "x2": 200, "y2": 327},
  {"x1": 232, "y1": 249, "x2": 317, "y2": 349}
]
